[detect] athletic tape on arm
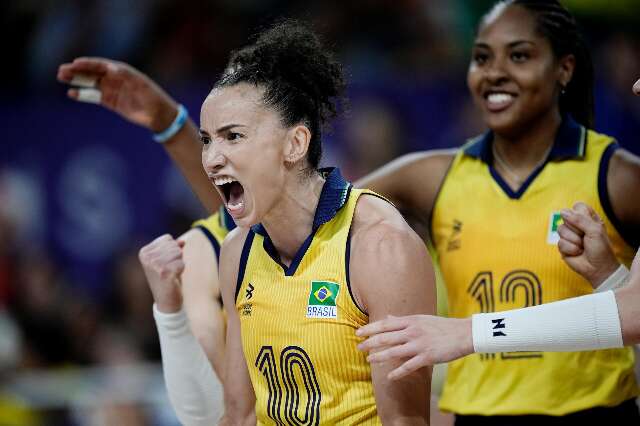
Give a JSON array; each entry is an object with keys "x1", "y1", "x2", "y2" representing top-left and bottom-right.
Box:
[
  {"x1": 77, "y1": 88, "x2": 102, "y2": 104},
  {"x1": 472, "y1": 291, "x2": 623, "y2": 353},
  {"x1": 596, "y1": 264, "x2": 630, "y2": 292},
  {"x1": 154, "y1": 305, "x2": 219, "y2": 426}
]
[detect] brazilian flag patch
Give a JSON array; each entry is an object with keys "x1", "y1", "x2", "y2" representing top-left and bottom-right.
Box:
[
  {"x1": 547, "y1": 211, "x2": 563, "y2": 244},
  {"x1": 307, "y1": 281, "x2": 340, "y2": 319}
]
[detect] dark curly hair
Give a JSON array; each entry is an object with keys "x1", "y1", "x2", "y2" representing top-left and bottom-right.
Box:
[
  {"x1": 483, "y1": 0, "x2": 594, "y2": 128},
  {"x1": 215, "y1": 20, "x2": 346, "y2": 171}
]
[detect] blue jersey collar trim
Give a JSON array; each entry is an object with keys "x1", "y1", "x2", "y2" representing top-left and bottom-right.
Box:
[
  {"x1": 463, "y1": 115, "x2": 587, "y2": 163},
  {"x1": 250, "y1": 167, "x2": 352, "y2": 236},
  {"x1": 220, "y1": 206, "x2": 237, "y2": 231}
]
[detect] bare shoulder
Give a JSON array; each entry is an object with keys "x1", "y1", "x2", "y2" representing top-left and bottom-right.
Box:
[
  {"x1": 178, "y1": 227, "x2": 215, "y2": 253},
  {"x1": 350, "y1": 195, "x2": 427, "y2": 267},
  {"x1": 351, "y1": 195, "x2": 416, "y2": 239},
  {"x1": 220, "y1": 227, "x2": 250, "y2": 263},
  {"x1": 349, "y1": 195, "x2": 435, "y2": 319},
  {"x1": 354, "y1": 149, "x2": 457, "y2": 217},
  {"x1": 607, "y1": 148, "x2": 640, "y2": 227},
  {"x1": 356, "y1": 148, "x2": 457, "y2": 188},
  {"x1": 610, "y1": 148, "x2": 640, "y2": 176},
  {"x1": 219, "y1": 227, "x2": 251, "y2": 295}
]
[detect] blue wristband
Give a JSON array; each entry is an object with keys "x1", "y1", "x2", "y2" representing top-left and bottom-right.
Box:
[{"x1": 153, "y1": 104, "x2": 188, "y2": 143}]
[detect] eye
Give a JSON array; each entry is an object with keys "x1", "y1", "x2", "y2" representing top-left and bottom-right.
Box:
[
  {"x1": 227, "y1": 132, "x2": 244, "y2": 142},
  {"x1": 511, "y1": 51, "x2": 529, "y2": 63},
  {"x1": 473, "y1": 53, "x2": 489, "y2": 66},
  {"x1": 200, "y1": 135, "x2": 211, "y2": 145}
]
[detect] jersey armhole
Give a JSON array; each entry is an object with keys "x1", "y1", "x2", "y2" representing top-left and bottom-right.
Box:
[
  {"x1": 345, "y1": 230, "x2": 367, "y2": 316},
  {"x1": 428, "y1": 155, "x2": 456, "y2": 246},
  {"x1": 194, "y1": 225, "x2": 221, "y2": 262},
  {"x1": 345, "y1": 192, "x2": 396, "y2": 317},
  {"x1": 235, "y1": 231, "x2": 255, "y2": 303},
  {"x1": 598, "y1": 142, "x2": 638, "y2": 248}
]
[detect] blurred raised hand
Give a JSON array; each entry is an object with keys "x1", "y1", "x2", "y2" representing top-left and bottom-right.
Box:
[
  {"x1": 57, "y1": 57, "x2": 178, "y2": 132},
  {"x1": 58, "y1": 57, "x2": 222, "y2": 213}
]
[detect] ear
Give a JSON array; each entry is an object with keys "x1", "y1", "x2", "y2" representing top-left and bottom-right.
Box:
[
  {"x1": 558, "y1": 54, "x2": 576, "y2": 88},
  {"x1": 283, "y1": 124, "x2": 311, "y2": 164}
]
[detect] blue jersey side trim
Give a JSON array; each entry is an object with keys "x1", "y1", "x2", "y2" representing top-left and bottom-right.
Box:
[
  {"x1": 195, "y1": 225, "x2": 221, "y2": 262},
  {"x1": 598, "y1": 142, "x2": 638, "y2": 248},
  {"x1": 235, "y1": 231, "x2": 255, "y2": 302}
]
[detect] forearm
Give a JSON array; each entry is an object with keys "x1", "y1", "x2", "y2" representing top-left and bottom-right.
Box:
[
  {"x1": 615, "y1": 283, "x2": 640, "y2": 345},
  {"x1": 191, "y1": 319, "x2": 226, "y2": 381},
  {"x1": 163, "y1": 119, "x2": 221, "y2": 213},
  {"x1": 372, "y1": 360, "x2": 430, "y2": 425},
  {"x1": 154, "y1": 305, "x2": 220, "y2": 426}
]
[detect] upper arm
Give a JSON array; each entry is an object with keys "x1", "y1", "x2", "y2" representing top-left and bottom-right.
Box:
[
  {"x1": 354, "y1": 150, "x2": 455, "y2": 219},
  {"x1": 350, "y1": 197, "x2": 436, "y2": 424},
  {"x1": 218, "y1": 228, "x2": 256, "y2": 425},
  {"x1": 607, "y1": 149, "x2": 640, "y2": 246},
  {"x1": 178, "y1": 228, "x2": 225, "y2": 377}
]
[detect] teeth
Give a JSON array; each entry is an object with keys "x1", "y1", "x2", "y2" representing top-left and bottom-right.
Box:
[
  {"x1": 213, "y1": 176, "x2": 236, "y2": 186},
  {"x1": 227, "y1": 201, "x2": 244, "y2": 210},
  {"x1": 487, "y1": 93, "x2": 513, "y2": 104}
]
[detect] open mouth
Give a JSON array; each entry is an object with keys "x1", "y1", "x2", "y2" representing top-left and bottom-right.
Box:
[{"x1": 213, "y1": 175, "x2": 245, "y2": 213}]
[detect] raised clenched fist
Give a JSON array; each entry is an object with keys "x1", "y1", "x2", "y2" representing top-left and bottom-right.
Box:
[{"x1": 138, "y1": 234, "x2": 186, "y2": 313}]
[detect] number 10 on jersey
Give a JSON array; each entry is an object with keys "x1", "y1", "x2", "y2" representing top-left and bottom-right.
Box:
[{"x1": 256, "y1": 345, "x2": 322, "y2": 425}]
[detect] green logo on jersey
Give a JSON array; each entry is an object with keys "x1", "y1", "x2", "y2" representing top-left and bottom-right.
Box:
[
  {"x1": 547, "y1": 211, "x2": 563, "y2": 244},
  {"x1": 307, "y1": 281, "x2": 340, "y2": 319}
]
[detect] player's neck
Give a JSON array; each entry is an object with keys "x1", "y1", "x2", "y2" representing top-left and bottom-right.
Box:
[
  {"x1": 261, "y1": 172, "x2": 326, "y2": 266},
  {"x1": 493, "y1": 108, "x2": 561, "y2": 171}
]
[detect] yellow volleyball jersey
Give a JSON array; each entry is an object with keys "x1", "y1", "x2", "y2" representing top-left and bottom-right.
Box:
[
  {"x1": 192, "y1": 206, "x2": 236, "y2": 262},
  {"x1": 235, "y1": 168, "x2": 381, "y2": 425},
  {"x1": 433, "y1": 117, "x2": 638, "y2": 416}
]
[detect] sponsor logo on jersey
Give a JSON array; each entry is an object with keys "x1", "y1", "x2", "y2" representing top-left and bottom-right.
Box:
[
  {"x1": 241, "y1": 303, "x2": 252, "y2": 316},
  {"x1": 246, "y1": 283, "x2": 255, "y2": 300},
  {"x1": 547, "y1": 211, "x2": 563, "y2": 244},
  {"x1": 307, "y1": 281, "x2": 340, "y2": 319}
]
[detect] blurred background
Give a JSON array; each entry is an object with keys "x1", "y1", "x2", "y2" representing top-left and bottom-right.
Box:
[{"x1": 1, "y1": 0, "x2": 639, "y2": 424}]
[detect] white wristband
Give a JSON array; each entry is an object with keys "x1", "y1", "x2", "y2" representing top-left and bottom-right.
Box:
[
  {"x1": 596, "y1": 264, "x2": 630, "y2": 292},
  {"x1": 472, "y1": 291, "x2": 623, "y2": 353}
]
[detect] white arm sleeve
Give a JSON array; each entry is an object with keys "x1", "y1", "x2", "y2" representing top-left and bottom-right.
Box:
[
  {"x1": 154, "y1": 304, "x2": 220, "y2": 426},
  {"x1": 596, "y1": 264, "x2": 630, "y2": 292},
  {"x1": 472, "y1": 291, "x2": 623, "y2": 353}
]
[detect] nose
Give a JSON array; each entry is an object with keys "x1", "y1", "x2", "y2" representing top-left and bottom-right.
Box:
[
  {"x1": 485, "y1": 56, "x2": 508, "y2": 85},
  {"x1": 202, "y1": 143, "x2": 227, "y2": 174}
]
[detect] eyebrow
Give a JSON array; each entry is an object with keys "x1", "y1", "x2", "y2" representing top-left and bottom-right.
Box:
[
  {"x1": 215, "y1": 124, "x2": 246, "y2": 134},
  {"x1": 474, "y1": 40, "x2": 535, "y2": 49}
]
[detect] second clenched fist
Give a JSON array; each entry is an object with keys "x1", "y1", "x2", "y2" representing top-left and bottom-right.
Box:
[{"x1": 139, "y1": 234, "x2": 186, "y2": 313}]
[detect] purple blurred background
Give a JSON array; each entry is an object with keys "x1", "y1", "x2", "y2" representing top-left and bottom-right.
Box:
[{"x1": 0, "y1": 1, "x2": 638, "y2": 424}]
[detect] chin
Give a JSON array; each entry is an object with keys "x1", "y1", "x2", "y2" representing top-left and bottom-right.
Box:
[
  {"x1": 234, "y1": 214, "x2": 257, "y2": 229},
  {"x1": 484, "y1": 112, "x2": 521, "y2": 136}
]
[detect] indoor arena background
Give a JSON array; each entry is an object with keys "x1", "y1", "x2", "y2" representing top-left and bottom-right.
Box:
[{"x1": 1, "y1": 1, "x2": 639, "y2": 425}]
